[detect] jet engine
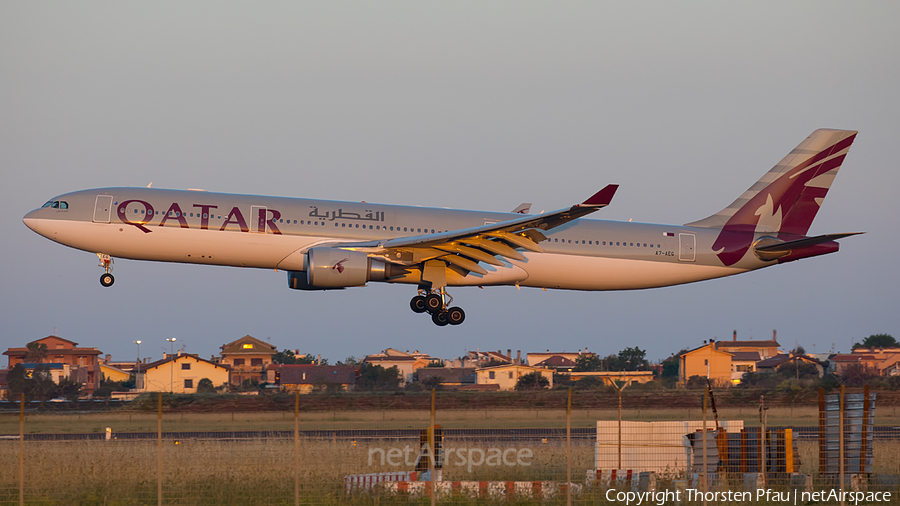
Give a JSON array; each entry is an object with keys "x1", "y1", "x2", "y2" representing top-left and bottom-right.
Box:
[{"x1": 287, "y1": 248, "x2": 405, "y2": 290}]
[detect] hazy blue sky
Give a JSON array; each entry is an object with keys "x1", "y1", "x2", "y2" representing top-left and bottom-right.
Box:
[{"x1": 2, "y1": 2, "x2": 898, "y2": 366}]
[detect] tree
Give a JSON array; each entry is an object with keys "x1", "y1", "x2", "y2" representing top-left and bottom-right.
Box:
[
  {"x1": 6, "y1": 364, "x2": 28, "y2": 399},
  {"x1": 28, "y1": 365, "x2": 58, "y2": 402},
  {"x1": 614, "y1": 347, "x2": 649, "y2": 371},
  {"x1": 196, "y1": 378, "x2": 216, "y2": 393},
  {"x1": 421, "y1": 376, "x2": 443, "y2": 390},
  {"x1": 792, "y1": 345, "x2": 806, "y2": 356},
  {"x1": 424, "y1": 359, "x2": 445, "y2": 368},
  {"x1": 515, "y1": 372, "x2": 550, "y2": 390},
  {"x1": 852, "y1": 334, "x2": 898, "y2": 350},
  {"x1": 272, "y1": 349, "x2": 298, "y2": 365},
  {"x1": 573, "y1": 376, "x2": 605, "y2": 390},
  {"x1": 840, "y1": 363, "x2": 879, "y2": 387},
  {"x1": 661, "y1": 351, "x2": 687, "y2": 380},
  {"x1": 573, "y1": 354, "x2": 603, "y2": 372},
  {"x1": 57, "y1": 377, "x2": 83, "y2": 401},
  {"x1": 336, "y1": 356, "x2": 359, "y2": 365},
  {"x1": 24, "y1": 342, "x2": 48, "y2": 364},
  {"x1": 356, "y1": 364, "x2": 402, "y2": 391}
]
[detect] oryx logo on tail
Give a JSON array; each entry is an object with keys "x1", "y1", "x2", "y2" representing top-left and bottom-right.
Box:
[{"x1": 686, "y1": 129, "x2": 857, "y2": 266}]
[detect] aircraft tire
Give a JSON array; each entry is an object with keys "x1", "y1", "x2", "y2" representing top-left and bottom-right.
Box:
[
  {"x1": 410, "y1": 296, "x2": 428, "y2": 313},
  {"x1": 425, "y1": 294, "x2": 443, "y2": 314},
  {"x1": 100, "y1": 273, "x2": 115, "y2": 287},
  {"x1": 447, "y1": 307, "x2": 465, "y2": 325},
  {"x1": 432, "y1": 311, "x2": 449, "y2": 326}
]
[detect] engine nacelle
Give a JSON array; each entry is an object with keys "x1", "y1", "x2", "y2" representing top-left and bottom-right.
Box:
[{"x1": 290, "y1": 248, "x2": 405, "y2": 289}]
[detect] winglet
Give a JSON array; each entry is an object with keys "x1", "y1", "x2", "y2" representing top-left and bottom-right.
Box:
[{"x1": 581, "y1": 184, "x2": 618, "y2": 207}]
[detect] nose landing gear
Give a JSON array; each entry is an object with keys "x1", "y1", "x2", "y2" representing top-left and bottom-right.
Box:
[
  {"x1": 97, "y1": 253, "x2": 115, "y2": 287},
  {"x1": 408, "y1": 287, "x2": 466, "y2": 326}
]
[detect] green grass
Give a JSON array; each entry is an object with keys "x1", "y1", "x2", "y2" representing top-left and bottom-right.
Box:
[{"x1": 3, "y1": 405, "x2": 900, "y2": 435}]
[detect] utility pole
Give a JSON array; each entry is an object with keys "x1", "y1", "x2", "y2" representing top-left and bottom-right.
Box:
[
  {"x1": 133, "y1": 340, "x2": 142, "y2": 390},
  {"x1": 166, "y1": 338, "x2": 177, "y2": 392}
]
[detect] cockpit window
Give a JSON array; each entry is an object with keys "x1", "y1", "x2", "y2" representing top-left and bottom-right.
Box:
[{"x1": 41, "y1": 200, "x2": 68, "y2": 209}]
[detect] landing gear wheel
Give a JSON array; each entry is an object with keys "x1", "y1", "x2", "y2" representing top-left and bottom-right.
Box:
[
  {"x1": 100, "y1": 273, "x2": 115, "y2": 287},
  {"x1": 447, "y1": 306, "x2": 465, "y2": 325},
  {"x1": 424, "y1": 293, "x2": 443, "y2": 314},
  {"x1": 410, "y1": 295, "x2": 428, "y2": 314},
  {"x1": 432, "y1": 310, "x2": 450, "y2": 326}
]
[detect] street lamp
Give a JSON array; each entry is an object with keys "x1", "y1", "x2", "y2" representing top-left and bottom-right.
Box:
[
  {"x1": 166, "y1": 338, "x2": 177, "y2": 392},
  {"x1": 133, "y1": 340, "x2": 142, "y2": 390}
]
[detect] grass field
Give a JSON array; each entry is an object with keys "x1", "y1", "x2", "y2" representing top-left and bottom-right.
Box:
[
  {"x1": 1, "y1": 436, "x2": 898, "y2": 505},
  {"x1": 3, "y1": 405, "x2": 900, "y2": 435}
]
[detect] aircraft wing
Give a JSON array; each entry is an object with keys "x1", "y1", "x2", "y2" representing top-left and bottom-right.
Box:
[{"x1": 340, "y1": 185, "x2": 617, "y2": 276}]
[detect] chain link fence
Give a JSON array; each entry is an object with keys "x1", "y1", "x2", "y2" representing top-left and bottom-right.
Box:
[{"x1": 2, "y1": 388, "x2": 899, "y2": 505}]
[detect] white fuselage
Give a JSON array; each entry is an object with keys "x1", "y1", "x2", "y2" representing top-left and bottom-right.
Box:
[{"x1": 24, "y1": 187, "x2": 761, "y2": 291}]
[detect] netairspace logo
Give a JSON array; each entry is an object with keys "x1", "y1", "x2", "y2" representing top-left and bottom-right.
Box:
[
  {"x1": 368, "y1": 445, "x2": 532, "y2": 474},
  {"x1": 604, "y1": 488, "x2": 893, "y2": 505}
]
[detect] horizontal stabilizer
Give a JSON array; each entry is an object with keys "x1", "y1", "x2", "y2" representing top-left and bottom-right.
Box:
[{"x1": 754, "y1": 232, "x2": 863, "y2": 253}]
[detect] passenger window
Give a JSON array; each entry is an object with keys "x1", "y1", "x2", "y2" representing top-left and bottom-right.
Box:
[{"x1": 59, "y1": 201, "x2": 68, "y2": 209}]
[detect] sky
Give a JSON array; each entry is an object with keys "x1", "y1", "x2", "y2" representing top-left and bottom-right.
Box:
[{"x1": 2, "y1": 2, "x2": 898, "y2": 366}]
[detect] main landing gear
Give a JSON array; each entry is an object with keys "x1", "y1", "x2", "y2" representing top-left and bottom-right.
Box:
[
  {"x1": 409, "y1": 288, "x2": 465, "y2": 326},
  {"x1": 97, "y1": 253, "x2": 115, "y2": 287}
]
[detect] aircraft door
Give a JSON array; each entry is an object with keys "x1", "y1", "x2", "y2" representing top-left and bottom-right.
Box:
[
  {"x1": 679, "y1": 233, "x2": 696, "y2": 262},
  {"x1": 251, "y1": 206, "x2": 266, "y2": 233},
  {"x1": 92, "y1": 195, "x2": 113, "y2": 223}
]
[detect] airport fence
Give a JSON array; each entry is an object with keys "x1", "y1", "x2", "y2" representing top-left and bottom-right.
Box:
[{"x1": 1, "y1": 386, "x2": 899, "y2": 505}]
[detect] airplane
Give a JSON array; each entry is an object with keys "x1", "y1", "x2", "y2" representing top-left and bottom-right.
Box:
[{"x1": 23, "y1": 129, "x2": 860, "y2": 326}]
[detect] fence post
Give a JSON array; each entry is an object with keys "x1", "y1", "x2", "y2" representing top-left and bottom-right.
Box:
[
  {"x1": 430, "y1": 388, "x2": 436, "y2": 506},
  {"x1": 839, "y1": 385, "x2": 845, "y2": 506},
  {"x1": 566, "y1": 387, "x2": 572, "y2": 506},
  {"x1": 19, "y1": 393, "x2": 24, "y2": 506},
  {"x1": 295, "y1": 389, "x2": 300, "y2": 506},
  {"x1": 158, "y1": 392, "x2": 162, "y2": 506},
  {"x1": 702, "y1": 386, "x2": 708, "y2": 505}
]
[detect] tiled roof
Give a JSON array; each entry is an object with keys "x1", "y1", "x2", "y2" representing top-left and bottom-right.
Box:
[
  {"x1": 728, "y1": 351, "x2": 761, "y2": 362},
  {"x1": 142, "y1": 354, "x2": 229, "y2": 371},
  {"x1": 271, "y1": 364, "x2": 359, "y2": 385},
  {"x1": 716, "y1": 340, "x2": 780, "y2": 349}
]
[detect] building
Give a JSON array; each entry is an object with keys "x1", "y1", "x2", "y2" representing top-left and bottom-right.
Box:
[
  {"x1": 566, "y1": 370, "x2": 654, "y2": 387},
  {"x1": 714, "y1": 331, "x2": 781, "y2": 360},
  {"x1": 99, "y1": 361, "x2": 131, "y2": 383},
  {"x1": 530, "y1": 355, "x2": 577, "y2": 372},
  {"x1": 415, "y1": 367, "x2": 476, "y2": 388},
  {"x1": 138, "y1": 353, "x2": 229, "y2": 393},
  {"x1": 829, "y1": 354, "x2": 879, "y2": 375},
  {"x1": 3, "y1": 336, "x2": 102, "y2": 394},
  {"x1": 218, "y1": 335, "x2": 277, "y2": 386},
  {"x1": 755, "y1": 354, "x2": 826, "y2": 377},
  {"x1": 728, "y1": 352, "x2": 760, "y2": 383},
  {"x1": 466, "y1": 349, "x2": 518, "y2": 367},
  {"x1": 526, "y1": 350, "x2": 593, "y2": 367},
  {"x1": 363, "y1": 348, "x2": 434, "y2": 385},
  {"x1": 852, "y1": 347, "x2": 900, "y2": 376},
  {"x1": 475, "y1": 364, "x2": 553, "y2": 391},
  {"x1": 268, "y1": 364, "x2": 359, "y2": 393},
  {"x1": 0, "y1": 370, "x2": 7, "y2": 400},
  {"x1": 678, "y1": 342, "x2": 733, "y2": 387}
]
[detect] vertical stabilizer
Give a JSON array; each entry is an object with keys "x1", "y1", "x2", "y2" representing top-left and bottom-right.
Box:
[{"x1": 686, "y1": 129, "x2": 857, "y2": 266}]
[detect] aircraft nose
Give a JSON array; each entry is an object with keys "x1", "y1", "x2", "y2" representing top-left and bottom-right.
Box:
[{"x1": 23, "y1": 209, "x2": 40, "y2": 232}]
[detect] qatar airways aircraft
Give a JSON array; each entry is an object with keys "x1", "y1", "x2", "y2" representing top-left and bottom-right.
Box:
[{"x1": 24, "y1": 129, "x2": 859, "y2": 326}]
